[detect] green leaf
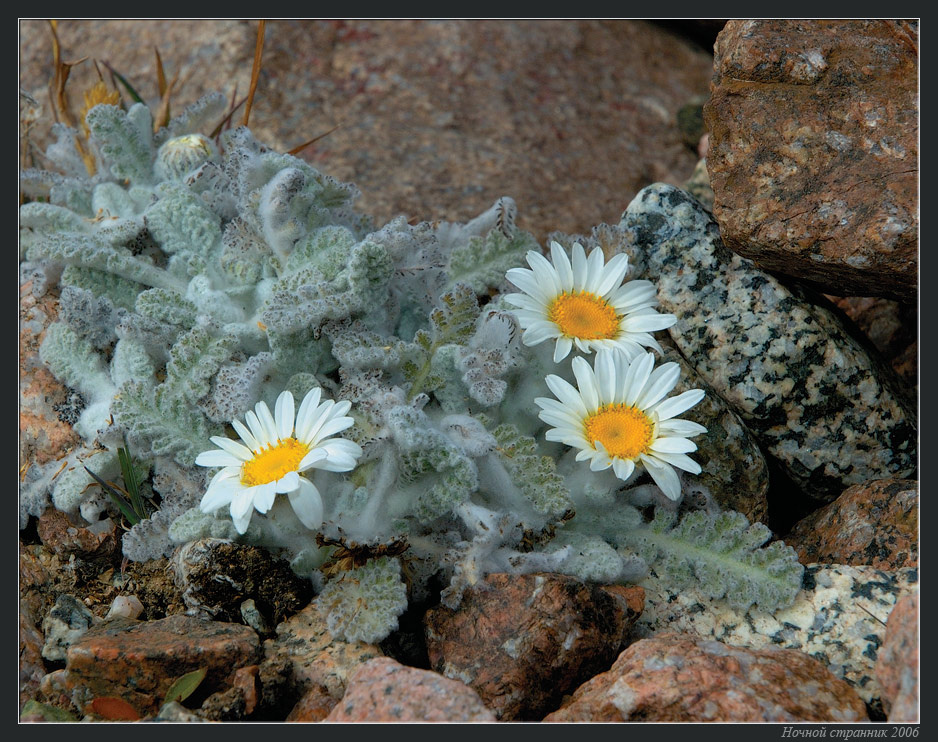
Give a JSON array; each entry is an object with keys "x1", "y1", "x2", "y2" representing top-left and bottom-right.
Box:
[
  {"x1": 19, "y1": 700, "x2": 79, "y2": 722},
  {"x1": 162, "y1": 667, "x2": 207, "y2": 706},
  {"x1": 83, "y1": 465, "x2": 140, "y2": 526}
]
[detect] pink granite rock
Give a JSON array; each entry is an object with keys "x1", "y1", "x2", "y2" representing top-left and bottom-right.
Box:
[
  {"x1": 325, "y1": 657, "x2": 496, "y2": 722},
  {"x1": 424, "y1": 572, "x2": 644, "y2": 720},
  {"x1": 786, "y1": 478, "x2": 918, "y2": 570},
  {"x1": 63, "y1": 614, "x2": 261, "y2": 717},
  {"x1": 544, "y1": 632, "x2": 869, "y2": 722},
  {"x1": 705, "y1": 20, "x2": 918, "y2": 302},
  {"x1": 875, "y1": 591, "x2": 919, "y2": 722}
]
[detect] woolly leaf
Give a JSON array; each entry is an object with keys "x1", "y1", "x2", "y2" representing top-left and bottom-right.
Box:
[
  {"x1": 623, "y1": 509, "x2": 804, "y2": 613},
  {"x1": 317, "y1": 556, "x2": 409, "y2": 643},
  {"x1": 146, "y1": 181, "x2": 222, "y2": 257},
  {"x1": 447, "y1": 225, "x2": 540, "y2": 292},
  {"x1": 85, "y1": 103, "x2": 154, "y2": 185},
  {"x1": 492, "y1": 423, "x2": 572, "y2": 518},
  {"x1": 25, "y1": 233, "x2": 187, "y2": 292},
  {"x1": 160, "y1": 326, "x2": 238, "y2": 404},
  {"x1": 61, "y1": 265, "x2": 143, "y2": 312},
  {"x1": 114, "y1": 380, "x2": 219, "y2": 466}
]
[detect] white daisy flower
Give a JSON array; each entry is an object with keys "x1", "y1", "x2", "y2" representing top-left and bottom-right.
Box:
[
  {"x1": 535, "y1": 351, "x2": 707, "y2": 500},
  {"x1": 504, "y1": 241, "x2": 677, "y2": 363},
  {"x1": 195, "y1": 387, "x2": 363, "y2": 534}
]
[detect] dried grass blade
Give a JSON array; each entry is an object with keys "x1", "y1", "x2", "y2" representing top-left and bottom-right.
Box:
[
  {"x1": 287, "y1": 123, "x2": 342, "y2": 156},
  {"x1": 242, "y1": 19, "x2": 266, "y2": 127}
]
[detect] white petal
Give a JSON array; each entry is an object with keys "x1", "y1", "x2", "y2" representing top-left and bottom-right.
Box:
[
  {"x1": 550, "y1": 241, "x2": 574, "y2": 291},
  {"x1": 503, "y1": 293, "x2": 544, "y2": 312},
  {"x1": 295, "y1": 387, "x2": 323, "y2": 440},
  {"x1": 288, "y1": 478, "x2": 324, "y2": 530},
  {"x1": 506, "y1": 267, "x2": 550, "y2": 303},
  {"x1": 649, "y1": 436, "x2": 697, "y2": 454},
  {"x1": 231, "y1": 419, "x2": 260, "y2": 452},
  {"x1": 623, "y1": 312, "x2": 678, "y2": 334},
  {"x1": 209, "y1": 435, "x2": 254, "y2": 462},
  {"x1": 313, "y1": 415, "x2": 355, "y2": 443},
  {"x1": 230, "y1": 486, "x2": 257, "y2": 531},
  {"x1": 571, "y1": 356, "x2": 599, "y2": 411},
  {"x1": 595, "y1": 252, "x2": 630, "y2": 297},
  {"x1": 195, "y1": 449, "x2": 244, "y2": 468},
  {"x1": 275, "y1": 470, "x2": 301, "y2": 494},
  {"x1": 649, "y1": 450, "x2": 702, "y2": 474},
  {"x1": 199, "y1": 470, "x2": 241, "y2": 512},
  {"x1": 584, "y1": 246, "x2": 606, "y2": 291},
  {"x1": 571, "y1": 242, "x2": 588, "y2": 286},
  {"x1": 594, "y1": 350, "x2": 617, "y2": 404},
  {"x1": 244, "y1": 410, "x2": 270, "y2": 449},
  {"x1": 640, "y1": 454, "x2": 682, "y2": 501},
  {"x1": 298, "y1": 447, "x2": 329, "y2": 471},
  {"x1": 609, "y1": 280, "x2": 657, "y2": 311},
  {"x1": 635, "y1": 362, "x2": 680, "y2": 410},
  {"x1": 544, "y1": 375, "x2": 588, "y2": 416},
  {"x1": 305, "y1": 439, "x2": 362, "y2": 472},
  {"x1": 527, "y1": 251, "x2": 562, "y2": 296},
  {"x1": 253, "y1": 482, "x2": 279, "y2": 513},
  {"x1": 255, "y1": 401, "x2": 279, "y2": 443},
  {"x1": 522, "y1": 321, "x2": 560, "y2": 346},
  {"x1": 552, "y1": 336, "x2": 573, "y2": 363},
  {"x1": 612, "y1": 457, "x2": 635, "y2": 481},
  {"x1": 622, "y1": 352, "x2": 655, "y2": 406},
  {"x1": 275, "y1": 391, "x2": 296, "y2": 440},
  {"x1": 653, "y1": 389, "x2": 706, "y2": 421},
  {"x1": 657, "y1": 418, "x2": 708, "y2": 437},
  {"x1": 297, "y1": 399, "x2": 334, "y2": 445}
]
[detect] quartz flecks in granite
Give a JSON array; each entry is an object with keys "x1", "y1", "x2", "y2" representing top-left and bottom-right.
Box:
[
  {"x1": 634, "y1": 563, "x2": 918, "y2": 705},
  {"x1": 618, "y1": 183, "x2": 917, "y2": 502}
]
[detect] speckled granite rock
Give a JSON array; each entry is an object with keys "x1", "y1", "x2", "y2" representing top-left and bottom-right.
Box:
[
  {"x1": 171, "y1": 538, "x2": 313, "y2": 627},
  {"x1": 62, "y1": 614, "x2": 261, "y2": 716},
  {"x1": 325, "y1": 657, "x2": 496, "y2": 722},
  {"x1": 705, "y1": 20, "x2": 918, "y2": 302},
  {"x1": 635, "y1": 563, "x2": 918, "y2": 705},
  {"x1": 544, "y1": 632, "x2": 868, "y2": 722},
  {"x1": 786, "y1": 478, "x2": 918, "y2": 570},
  {"x1": 19, "y1": 19, "x2": 713, "y2": 244},
  {"x1": 618, "y1": 183, "x2": 917, "y2": 502},
  {"x1": 258, "y1": 601, "x2": 383, "y2": 717},
  {"x1": 424, "y1": 573, "x2": 644, "y2": 721},
  {"x1": 658, "y1": 337, "x2": 769, "y2": 522},
  {"x1": 875, "y1": 591, "x2": 919, "y2": 722},
  {"x1": 682, "y1": 157, "x2": 714, "y2": 212},
  {"x1": 41, "y1": 594, "x2": 96, "y2": 662}
]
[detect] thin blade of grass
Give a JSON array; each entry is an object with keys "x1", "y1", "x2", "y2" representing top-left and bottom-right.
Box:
[
  {"x1": 102, "y1": 60, "x2": 145, "y2": 104},
  {"x1": 84, "y1": 466, "x2": 140, "y2": 525},
  {"x1": 118, "y1": 433, "x2": 148, "y2": 520},
  {"x1": 210, "y1": 95, "x2": 247, "y2": 139},
  {"x1": 287, "y1": 123, "x2": 342, "y2": 156},
  {"x1": 242, "y1": 19, "x2": 266, "y2": 127}
]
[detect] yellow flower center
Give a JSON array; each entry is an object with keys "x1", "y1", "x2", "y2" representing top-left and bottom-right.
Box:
[
  {"x1": 584, "y1": 404, "x2": 654, "y2": 459},
  {"x1": 241, "y1": 438, "x2": 310, "y2": 487},
  {"x1": 547, "y1": 291, "x2": 620, "y2": 340}
]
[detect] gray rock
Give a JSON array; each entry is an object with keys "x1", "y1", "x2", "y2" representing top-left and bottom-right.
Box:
[
  {"x1": 635, "y1": 563, "x2": 919, "y2": 705},
  {"x1": 619, "y1": 184, "x2": 917, "y2": 501},
  {"x1": 41, "y1": 594, "x2": 96, "y2": 662},
  {"x1": 659, "y1": 337, "x2": 769, "y2": 523}
]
